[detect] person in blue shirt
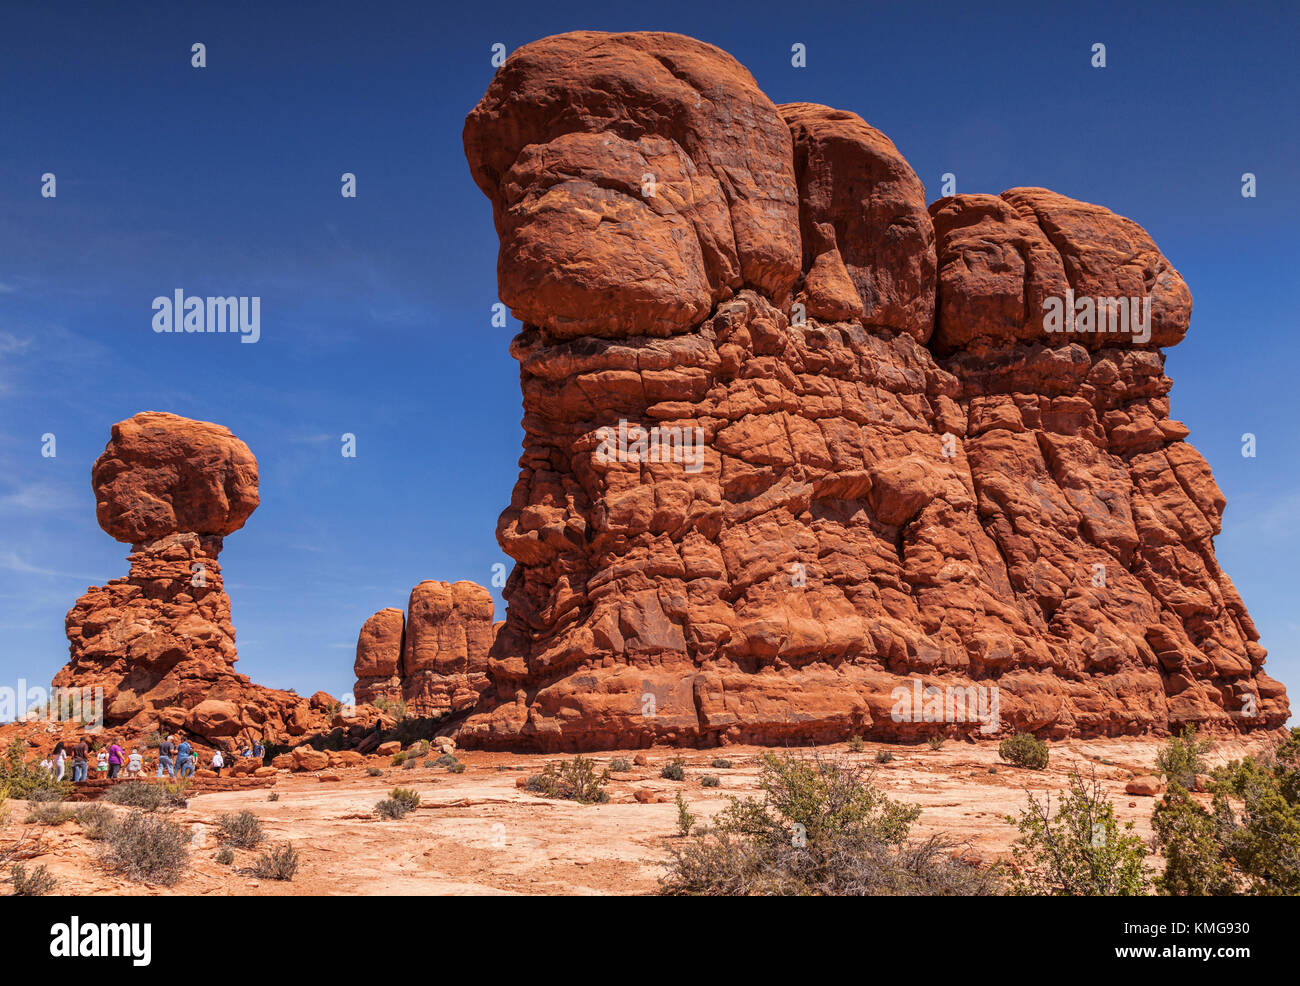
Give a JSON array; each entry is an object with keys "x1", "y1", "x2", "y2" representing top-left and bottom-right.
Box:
[{"x1": 176, "y1": 738, "x2": 195, "y2": 778}]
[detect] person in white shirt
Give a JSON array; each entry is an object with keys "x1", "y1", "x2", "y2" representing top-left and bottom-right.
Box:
[
  {"x1": 126, "y1": 748, "x2": 144, "y2": 778},
  {"x1": 211, "y1": 750, "x2": 225, "y2": 776},
  {"x1": 52, "y1": 742, "x2": 67, "y2": 781}
]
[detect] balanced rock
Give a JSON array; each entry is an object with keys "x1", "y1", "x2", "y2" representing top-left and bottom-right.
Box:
[
  {"x1": 55, "y1": 412, "x2": 332, "y2": 749},
  {"x1": 444, "y1": 31, "x2": 1288, "y2": 751}
]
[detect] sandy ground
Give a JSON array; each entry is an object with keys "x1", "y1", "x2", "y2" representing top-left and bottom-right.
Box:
[{"x1": 0, "y1": 736, "x2": 1272, "y2": 896}]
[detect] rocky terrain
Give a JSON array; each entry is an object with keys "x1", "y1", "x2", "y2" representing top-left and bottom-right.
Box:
[
  {"x1": 445, "y1": 30, "x2": 1288, "y2": 750},
  {"x1": 0, "y1": 735, "x2": 1273, "y2": 896}
]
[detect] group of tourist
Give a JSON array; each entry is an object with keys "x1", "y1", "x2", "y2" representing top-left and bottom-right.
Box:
[{"x1": 40, "y1": 735, "x2": 267, "y2": 783}]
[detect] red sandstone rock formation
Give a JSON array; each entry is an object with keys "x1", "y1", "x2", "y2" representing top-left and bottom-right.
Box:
[
  {"x1": 353, "y1": 581, "x2": 496, "y2": 717},
  {"x1": 452, "y1": 30, "x2": 1288, "y2": 750},
  {"x1": 54, "y1": 412, "x2": 336, "y2": 747}
]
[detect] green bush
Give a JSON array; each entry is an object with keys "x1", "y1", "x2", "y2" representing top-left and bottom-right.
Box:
[
  {"x1": 526, "y1": 756, "x2": 611, "y2": 804},
  {"x1": 217, "y1": 810, "x2": 264, "y2": 849},
  {"x1": 876, "y1": 750, "x2": 895, "y2": 764},
  {"x1": 1152, "y1": 727, "x2": 1300, "y2": 896},
  {"x1": 0, "y1": 740, "x2": 71, "y2": 801},
  {"x1": 1006, "y1": 769, "x2": 1149, "y2": 896},
  {"x1": 391, "y1": 752, "x2": 407, "y2": 766},
  {"x1": 434, "y1": 753, "x2": 459, "y2": 768},
  {"x1": 9, "y1": 863, "x2": 56, "y2": 896},
  {"x1": 847, "y1": 736, "x2": 865, "y2": 753},
  {"x1": 660, "y1": 752, "x2": 999, "y2": 896},
  {"x1": 252, "y1": 843, "x2": 299, "y2": 881},
  {"x1": 660, "y1": 758, "x2": 686, "y2": 781},
  {"x1": 711, "y1": 758, "x2": 733, "y2": 770},
  {"x1": 1151, "y1": 784, "x2": 1239, "y2": 896},
  {"x1": 403, "y1": 757, "x2": 417, "y2": 770},
  {"x1": 267, "y1": 791, "x2": 280, "y2": 802},
  {"x1": 1156, "y1": 726, "x2": 1212, "y2": 790},
  {"x1": 390, "y1": 787, "x2": 421, "y2": 811},
  {"x1": 101, "y1": 811, "x2": 190, "y2": 886},
  {"x1": 366, "y1": 766, "x2": 383, "y2": 777},
  {"x1": 375, "y1": 798, "x2": 408, "y2": 820},
  {"x1": 926, "y1": 736, "x2": 945, "y2": 751},
  {"x1": 999, "y1": 733, "x2": 1049, "y2": 770},
  {"x1": 676, "y1": 793, "x2": 696, "y2": 836},
  {"x1": 701, "y1": 775, "x2": 721, "y2": 788},
  {"x1": 216, "y1": 847, "x2": 234, "y2": 866},
  {"x1": 609, "y1": 758, "x2": 632, "y2": 773}
]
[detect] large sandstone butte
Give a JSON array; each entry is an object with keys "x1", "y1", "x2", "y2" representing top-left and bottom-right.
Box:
[
  {"x1": 449, "y1": 30, "x2": 1289, "y2": 750},
  {"x1": 55, "y1": 412, "x2": 335, "y2": 747}
]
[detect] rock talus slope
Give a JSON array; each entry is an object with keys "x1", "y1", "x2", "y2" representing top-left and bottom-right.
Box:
[{"x1": 453, "y1": 31, "x2": 1288, "y2": 750}]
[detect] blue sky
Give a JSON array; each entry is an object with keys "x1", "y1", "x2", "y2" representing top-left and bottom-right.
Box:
[{"x1": 0, "y1": 0, "x2": 1296, "y2": 710}]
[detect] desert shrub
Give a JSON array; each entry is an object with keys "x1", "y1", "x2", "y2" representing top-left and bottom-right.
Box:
[
  {"x1": 0, "y1": 740, "x2": 70, "y2": 801},
  {"x1": 1151, "y1": 727, "x2": 1300, "y2": 896},
  {"x1": 701, "y1": 775, "x2": 720, "y2": 788},
  {"x1": 876, "y1": 751, "x2": 894, "y2": 764},
  {"x1": 526, "y1": 756, "x2": 610, "y2": 805},
  {"x1": 102, "y1": 811, "x2": 189, "y2": 886},
  {"x1": 609, "y1": 758, "x2": 632, "y2": 773},
  {"x1": 676, "y1": 793, "x2": 696, "y2": 836},
  {"x1": 448, "y1": 761, "x2": 466, "y2": 774},
  {"x1": 391, "y1": 752, "x2": 407, "y2": 766},
  {"x1": 1156, "y1": 726, "x2": 1212, "y2": 791},
  {"x1": 403, "y1": 758, "x2": 417, "y2": 770},
  {"x1": 660, "y1": 758, "x2": 686, "y2": 781},
  {"x1": 9, "y1": 863, "x2": 56, "y2": 896},
  {"x1": 376, "y1": 786, "x2": 421, "y2": 820},
  {"x1": 1007, "y1": 768, "x2": 1149, "y2": 896},
  {"x1": 143, "y1": 731, "x2": 166, "y2": 749},
  {"x1": 372, "y1": 696, "x2": 407, "y2": 720},
  {"x1": 252, "y1": 842, "x2": 299, "y2": 881},
  {"x1": 105, "y1": 780, "x2": 186, "y2": 812},
  {"x1": 423, "y1": 758, "x2": 436, "y2": 768},
  {"x1": 711, "y1": 759, "x2": 733, "y2": 770},
  {"x1": 25, "y1": 801, "x2": 74, "y2": 826},
  {"x1": 267, "y1": 791, "x2": 280, "y2": 802},
  {"x1": 1151, "y1": 784, "x2": 1239, "y2": 896},
  {"x1": 366, "y1": 767, "x2": 383, "y2": 777},
  {"x1": 216, "y1": 847, "x2": 234, "y2": 866},
  {"x1": 926, "y1": 736, "x2": 945, "y2": 751},
  {"x1": 390, "y1": 787, "x2": 421, "y2": 811},
  {"x1": 660, "y1": 752, "x2": 998, "y2": 896},
  {"x1": 434, "y1": 753, "x2": 459, "y2": 768},
  {"x1": 74, "y1": 804, "x2": 116, "y2": 841},
  {"x1": 217, "y1": 810, "x2": 264, "y2": 849},
  {"x1": 999, "y1": 733, "x2": 1049, "y2": 770},
  {"x1": 847, "y1": 736, "x2": 865, "y2": 753}
]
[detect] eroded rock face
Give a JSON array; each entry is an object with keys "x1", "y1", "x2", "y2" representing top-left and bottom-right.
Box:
[
  {"x1": 352, "y1": 582, "x2": 497, "y2": 718},
  {"x1": 451, "y1": 30, "x2": 1288, "y2": 751},
  {"x1": 55, "y1": 413, "x2": 333, "y2": 747}
]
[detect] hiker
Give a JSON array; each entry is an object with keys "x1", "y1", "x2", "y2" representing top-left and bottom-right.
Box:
[
  {"x1": 157, "y1": 735, "x2": 177, "y2": 778},
  {"x1": 69, "y1": 737, "x2": 89, "y2": 783},
  {"x1": 126, "y1": 747, "x2": 144, "y2": 778},
  {"x1": 52, "y1": 741, "x2": 67, "y2": 781},
  {"x1": 107, "y1": 738, "x2": 125, "y2": 780},
  {"x1": 211, "y1": 748, "x2": 224, "y2": 776},
  {"x1": 252, "y1": 739, "x2": 265, "y2": 761},
  {"x1": 39, "y1": 754, "x2": 54, "y2": 776},
  {"x1": 95, "y1": 747, "x2": 109, "y2": 777},
  {"x1": 176, "y1": 737, "x2": 194, "y2": 778}
]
